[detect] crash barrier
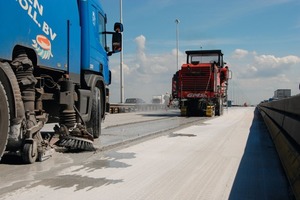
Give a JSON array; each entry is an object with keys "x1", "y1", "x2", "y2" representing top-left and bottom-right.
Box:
[
  {"x1": 109, "y1": 103, "x2": 166, "y2": 114},
  {"x1": 258, "y1": 95, "x2": 300, "y2": 200}
]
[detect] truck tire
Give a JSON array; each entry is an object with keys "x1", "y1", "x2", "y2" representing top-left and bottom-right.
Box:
[
  {"x1": 87, "y1": 86, "x2": 102, "y2": 138},
  {"x1": 0, "y1": 80, "x2": 10, "y2": 159},
  {"x1": 215, "y1": 103, "x2": 220, "y2": 116},
  {"x1": 215, "y1": 98, "x2": 223, "y2": 116},
  {"x1": 0, "y1": 62, "x2": 25, "y2": 154},
  {"x1": 22, "y1": 142, "x2": 38, "y2": 164},
  {"x1": 219, "y1": 103, "x2": 223, "y2": 116}
]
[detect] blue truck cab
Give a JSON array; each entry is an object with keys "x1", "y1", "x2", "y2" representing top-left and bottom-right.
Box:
[{"x1": 0, "y1": 0, "x2": 123, "y2": 163}]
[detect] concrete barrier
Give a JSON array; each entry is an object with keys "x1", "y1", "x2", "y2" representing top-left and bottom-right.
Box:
[
  {"x1": 258, "y1": 95, "x2": 300, "y2": 200},
  {"x1": 109, "y1": 103, "x2": 166, "y2": 114}
]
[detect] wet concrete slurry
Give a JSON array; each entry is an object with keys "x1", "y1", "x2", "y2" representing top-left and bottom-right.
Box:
[
  {"x1": 0, "y1": 109, "x2": 207, "y2": 197},
  {"x1": 97, "y1": 110, "x2": 207, "y2": 150}
]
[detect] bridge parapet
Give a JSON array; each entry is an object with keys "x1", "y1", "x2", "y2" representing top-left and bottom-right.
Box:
[
  {"x1": 258, "y1": 95, "x2": 300, "y2": 200},
  {"x1": 109, "y1": 103, "x2": 166, "y2": 114}
]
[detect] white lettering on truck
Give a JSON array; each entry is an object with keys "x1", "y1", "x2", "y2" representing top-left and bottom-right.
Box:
[
  {"x1": 42, "y1": 21, "x2": 56, "y2": 41},
  {"x1": 187, "y1": 93, "x2": 207, "y2": 98},
  {"x1": 17, "y1": 0, "x2": 57, "y2": 59},
  {"x1": 18, "y1": 0, "x2": 43, "y2": 28}
]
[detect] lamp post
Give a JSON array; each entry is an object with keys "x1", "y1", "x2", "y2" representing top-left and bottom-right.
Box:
[
  {"x1": 120, "y1": 0, "x2": 124, "y2": 103},
  {"x1": 175, "y1": 19, "x2": 180, "y2": 71}
]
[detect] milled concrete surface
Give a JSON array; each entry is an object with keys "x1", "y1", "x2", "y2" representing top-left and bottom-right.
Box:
[{"x1": 0, "y1": 107, "x2": 290, "y2": 200}]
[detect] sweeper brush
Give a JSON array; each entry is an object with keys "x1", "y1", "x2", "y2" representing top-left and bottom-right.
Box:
[
  {"x1": 53, "y1": 124, "x2": 96, "y2": 151},
  {"x1": 55, "y1": 136, "x2": 95, "y2": 151}
]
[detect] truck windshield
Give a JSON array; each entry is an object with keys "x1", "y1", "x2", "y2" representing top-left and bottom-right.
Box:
[{"x1": 190, "y1": 54, "x2": 219, "y2": 64}]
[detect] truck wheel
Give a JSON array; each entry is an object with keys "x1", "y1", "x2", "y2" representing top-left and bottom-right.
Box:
[
  {"x1": 215, "y1": 103, "x2": 220, "y2": 116},
  {"x1": 219, "y1": 103, "x2": 223, "y2": 116},
  {"x1": 22, "y1": 142, "x2": 38, "y2": 164},
  {"x1": 87, "y1": 86, "x2": 102, "y2": 138},
  {"x1": 0, "y1": 81, "x2": 10, "y2": 159},
  {"x1": 216, "y1": 98, "x2": 224, "y2": 116}
]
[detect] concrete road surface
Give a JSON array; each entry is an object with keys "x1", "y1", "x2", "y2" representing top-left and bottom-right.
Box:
[{"x1": 0, "y1": 107, "x2": 290, "y2": 200}]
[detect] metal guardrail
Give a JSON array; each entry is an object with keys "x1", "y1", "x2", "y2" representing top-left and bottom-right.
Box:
[
  {"x1": 258, "y1": 95, "x2": 300, "y2": 200},
  {"x1": 109, "y1": 103, "x2": 166, "y2": 114}
]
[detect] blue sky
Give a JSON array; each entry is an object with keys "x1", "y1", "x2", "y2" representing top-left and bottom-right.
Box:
[{"x1": 102, "y1": 0, "x2": 300, "y2": 105}]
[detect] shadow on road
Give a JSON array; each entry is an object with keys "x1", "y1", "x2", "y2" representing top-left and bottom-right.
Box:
[
  {"x1": 228, "y1": 108, "x2": 291, "y2": 200},
  {"x1": 0, "y1": 153, "x2": 24, "y2": 165}
]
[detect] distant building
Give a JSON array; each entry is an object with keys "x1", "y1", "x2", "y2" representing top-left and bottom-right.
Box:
[{"x1": 273, "y1": 89, "x2": 291, "y2": 100}]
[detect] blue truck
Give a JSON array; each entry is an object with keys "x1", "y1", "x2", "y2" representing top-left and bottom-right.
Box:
[{"x1": 0, "y1": 0, "x2": 123, "y2": 163}]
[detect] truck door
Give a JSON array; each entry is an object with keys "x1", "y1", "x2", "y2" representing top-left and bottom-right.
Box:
[{"x1": 89, "y1": 5, "x2": 109, "y2": 85}]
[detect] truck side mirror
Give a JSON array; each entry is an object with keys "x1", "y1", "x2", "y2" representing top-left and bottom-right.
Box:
[
  {"x1": 112, "y1": 32, "x2": 122, "y2": 52},
  {"x1": 107, "y1": 22, "x2": 123, "y2": 56},
  {"x1": 114, "y1": 22, "x2": 123, "y2": 32}
]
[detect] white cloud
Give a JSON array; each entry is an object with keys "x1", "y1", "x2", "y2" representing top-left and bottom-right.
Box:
[
  {"x1": 229, "y1": 49, "x2": 300, "y2": 79},
  {"x1": 254, "y1": 54, "x2": 300, "y2": 67},
  {"x1": 135, "y1": 35, "x2": 146, "y2": 52},
  {"x1": 248, "y1": 65, "x2": 258, "y2": 73},
  {"x1": 109, "y1": 35, "x2": 186, "y2": 102},
  {"x1": 227, "y1": 49, "x2": 300, "y2": 104},
  {"x1": 232, "y1": 49, "x2": 249, "y2": 59}
]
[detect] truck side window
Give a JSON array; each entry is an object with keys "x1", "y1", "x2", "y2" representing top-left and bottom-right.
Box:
[
  {"x1": 92, "y1": 6, "x2": 105, "y2": 48},
  {"x1": 98, "y1": 12, "x2": 106, "y2": 47},
  {"x1": 98, "y1": 13, "x2": 105, "y2": 47}
]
